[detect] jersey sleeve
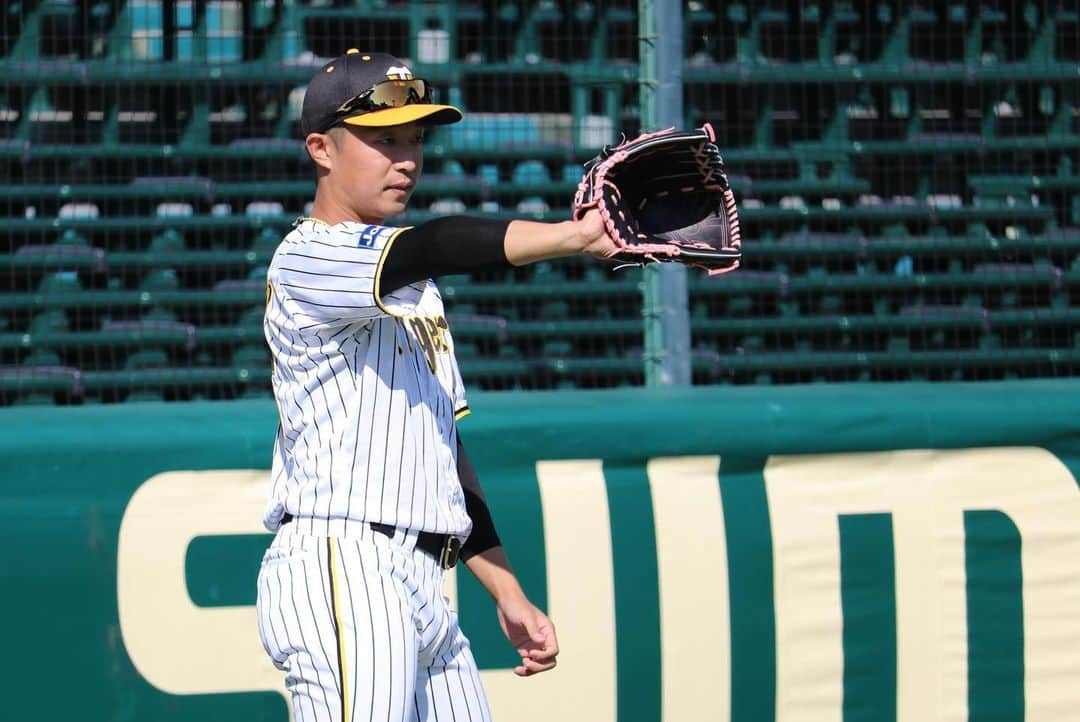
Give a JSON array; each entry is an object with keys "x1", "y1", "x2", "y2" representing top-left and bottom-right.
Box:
[{"x1": 270, "y1": 222, "x2": 426, "y2": 324}]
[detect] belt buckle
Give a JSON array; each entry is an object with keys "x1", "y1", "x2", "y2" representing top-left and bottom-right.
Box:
[{"x1": 440, "y1": 536, "x2": 462, "y2": 569}]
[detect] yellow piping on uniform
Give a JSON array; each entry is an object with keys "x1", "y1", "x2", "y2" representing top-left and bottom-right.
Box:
[
  {"x1": 455, "y1": 407, "x2": 471, "y2": 421},
  {"x1": 328, "y1": 538, "x2": 350, "y2": 722}
]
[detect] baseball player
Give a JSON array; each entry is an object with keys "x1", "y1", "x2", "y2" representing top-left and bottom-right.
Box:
[{"x1": 255, "y1": 50, "x2": 618, "y2": 722}]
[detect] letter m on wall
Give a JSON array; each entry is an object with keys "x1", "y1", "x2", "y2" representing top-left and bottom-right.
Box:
[{"x1": 763, "y1": 447, "x2": 1080, "y2": 722}]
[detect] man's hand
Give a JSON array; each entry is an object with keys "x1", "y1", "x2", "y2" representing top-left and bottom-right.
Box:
[
  {"x1": 503, "y1": 211, "x2": 619, "y2": 266},
  {"x1": 575, "y1": 207, "x2": 620, "y2": 260},
  {"x1": 462, "y1": 545, "x2": 561, "y2": 677},
  {"x1": 496, "y1": 594, "x2": 560, "y2": 676}
]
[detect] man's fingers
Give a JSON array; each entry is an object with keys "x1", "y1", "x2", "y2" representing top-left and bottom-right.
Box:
[
  {"x1": 532, "y1": 619, "x2": 559, "y2": 655},
  {"x1": 526, "y1": 642, "x2": 557, "y2": 658},
  {"x1": 520, "y1": 611, "x2": 545, "y2": 643},
  {"x1": 514, "y1": 655, "x2": 557, "y2": 676}
]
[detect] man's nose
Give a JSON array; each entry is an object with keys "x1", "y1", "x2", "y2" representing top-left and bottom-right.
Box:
[{"x1": 395, "y1": 152, "x2": 420, "y2": 175}]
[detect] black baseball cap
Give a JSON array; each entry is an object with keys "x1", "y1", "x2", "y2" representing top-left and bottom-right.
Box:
[{"x1": 300, "y1": 50, "x2": 463, "y2": 136}]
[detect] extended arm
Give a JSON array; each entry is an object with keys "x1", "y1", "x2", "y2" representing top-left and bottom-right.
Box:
[
  {"x1": 457, "y1": 438, "x2": 559, "y2": 677},
  {"x1": 380, "y1": 211, "x2": 614, "y2": 292}
]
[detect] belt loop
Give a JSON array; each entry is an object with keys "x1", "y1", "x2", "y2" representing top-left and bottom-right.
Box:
[{"x1": 401, "y1": 527, "x2": 421, "y2": 553}]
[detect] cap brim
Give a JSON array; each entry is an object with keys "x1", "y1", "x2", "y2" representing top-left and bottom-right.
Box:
[{"x1": 342, "y1": 104, "x2": 463, "y2": 128}]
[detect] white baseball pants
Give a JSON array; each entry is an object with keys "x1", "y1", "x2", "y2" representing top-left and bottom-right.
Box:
[{"x1": 257, "y1": 523, "x2": 493, "y2": 722}]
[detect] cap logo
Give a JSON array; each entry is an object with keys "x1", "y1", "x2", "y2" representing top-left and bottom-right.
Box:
[{"x1": 385, "y1": 65, "x2": 413, "y2": 80}]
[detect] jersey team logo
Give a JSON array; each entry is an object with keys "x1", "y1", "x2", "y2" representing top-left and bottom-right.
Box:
[{"x1": 357, "y1": 225, "x2": 380, "y2": 247}]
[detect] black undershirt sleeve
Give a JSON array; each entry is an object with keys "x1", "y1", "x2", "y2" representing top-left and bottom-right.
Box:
[
  {"x1": 457, "y1": 436, "x2": 502, "y2": 560},
  {"x1": 380, "y1": 216, "x2": 514, "y2": 293},
  {"x1": 385, "y1": 215, "x2": 508, "y2": 557}
]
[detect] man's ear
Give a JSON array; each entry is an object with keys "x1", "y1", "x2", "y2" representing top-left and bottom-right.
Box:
[{"x1": 306, "y1": 132, "x2": 333, "y2": 172}]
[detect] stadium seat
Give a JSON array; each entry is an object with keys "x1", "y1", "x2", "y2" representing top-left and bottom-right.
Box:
[
  {"x1": 231, "y1": 344, "x2": 268, "y2": 370},
  {"x1": 140, "y1": 268, "x2": 181, "y2": 292},
  {"x1": 0, "y1": 364, "x2": 83, "y2": 398},
  {"x1": 21, "y1": 348, "x2": 63, "y2": 367},
  {"x1": 28, "y1": 309, "x2": 70, "y2": 335},
  {"x1": 37, "y1": 270, "x2": 82, "y2": 294},
  {"x1": 515, "y1": 196, "x2": 549, "y2": 214},
  {"x1": 124, "y1": 348, "x2": 170, "y2": 370},
  {"x1": 430, "y1": 198, "x2": 467, "y2": 214},
  {"x1": 0, "y1": 1, "x2": 1077, "y2": 397},
  {"x1": 102, "y1": 318, "x2": 198, "y2": 350},
  {"x1": 477, "y1": 164, "x2": 500, "y2": 185},
  {"x1": 512, "y1": 160, "x2": 551, "y2": 185},
  {"x1": 13, "y1": 243, "x2": 106, "y2": 272}
]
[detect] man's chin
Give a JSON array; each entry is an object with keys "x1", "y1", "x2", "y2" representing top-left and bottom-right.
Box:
[{"x1": 381, "y1": 199, "x2": 409, "y2": 220}]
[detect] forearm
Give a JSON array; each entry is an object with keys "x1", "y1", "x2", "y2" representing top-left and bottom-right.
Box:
[
  {"x1": 503, "y1": 219, "x2": 594, "y2": 266},
  {"x1": 381, "y1": 214, "x2": 611, "y2": 291},
  {"x1": 464, "y1": 546, "x2": 527, "y2": 604},
  {"x1": 457, "y1": 437, "x2": 502, "y2": 560}
]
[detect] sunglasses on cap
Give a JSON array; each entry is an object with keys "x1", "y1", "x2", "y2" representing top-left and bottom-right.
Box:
[{"x1": 333, "y1": 79, "x2": 432, "y2": 120}]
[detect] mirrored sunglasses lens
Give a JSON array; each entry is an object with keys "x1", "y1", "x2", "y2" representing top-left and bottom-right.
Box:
[{"x1": 367, "y1": 80, "x2": 429, "y2": 108}]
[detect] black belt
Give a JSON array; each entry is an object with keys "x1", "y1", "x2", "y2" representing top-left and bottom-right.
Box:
[{"x1": 280, "y1": 514, "x2": 462, "y2": 569}]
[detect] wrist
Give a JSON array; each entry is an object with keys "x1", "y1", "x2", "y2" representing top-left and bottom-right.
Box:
[
  {"x1": 571, "y1": 209, "x2": 609, "y2": 258},
  {"x1": 482, "y1": 560, "x2": 526, "y2": 604},
  {"x1": 561, "y1": 219, "x2": 590, "y2": 255},
  {"x1": 490, "y1": 575, "x2": 527, "y2": 606}
]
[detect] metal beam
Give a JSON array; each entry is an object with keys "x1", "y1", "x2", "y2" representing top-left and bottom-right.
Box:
[{"x1": 639, "y1": 0, "x2": 691, "y2": 386}]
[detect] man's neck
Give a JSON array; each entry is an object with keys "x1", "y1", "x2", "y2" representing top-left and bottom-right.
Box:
[{"x1": 309, "y1": 196, "x2": 383, "y2": 226}]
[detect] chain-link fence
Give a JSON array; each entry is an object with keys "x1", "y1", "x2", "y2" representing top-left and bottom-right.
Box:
[
  {"x1": 1, "y1": 1, "x2": 1077, "y2": 404},
  {"x1": 685, "y1": 2, "x2": 1079, "y2": 384}
]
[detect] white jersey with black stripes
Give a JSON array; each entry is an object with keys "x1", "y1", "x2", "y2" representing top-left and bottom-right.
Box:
[{"x1": 262, "y1": 217, "x2": 472, "y2": 538}]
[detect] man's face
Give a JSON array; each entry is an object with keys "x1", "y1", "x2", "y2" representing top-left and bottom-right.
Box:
[{"x1": 323, "y1": 121, "x2": 426, "y2": 222}]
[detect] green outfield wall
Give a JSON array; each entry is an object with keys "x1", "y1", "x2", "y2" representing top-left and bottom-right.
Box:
[{"x1": 3, "y1": 380, "x2": 1080, "y2": 722}]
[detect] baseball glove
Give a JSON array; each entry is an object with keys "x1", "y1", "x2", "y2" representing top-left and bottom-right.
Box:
[{"x1": 573, "y1": 122, "x2": 742, "y2": 275}]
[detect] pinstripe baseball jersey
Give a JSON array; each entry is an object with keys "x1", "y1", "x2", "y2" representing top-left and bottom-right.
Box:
[{"x1": 262, "y1": 218, "x2": 472, "y2": 538}]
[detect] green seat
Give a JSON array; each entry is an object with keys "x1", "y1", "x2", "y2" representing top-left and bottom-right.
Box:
[
  {"x1": 124, "y1": 349, "x2": 170, "y2": 370},
  {"x1": 140, "y1": 268, "x2": 180, "y2": 292},
  {"x1": 539, "y1": 300, "x2": 571, "y2": 320},
  {"x1": 232, "y1": 344, "x2": 268, "y2": 370},
  {"x1": 101, "y1": 319, "x2": 197, "y2": 350},
  {"x1": 21, "y1": 349, "x2": 63, "y2": 367},
  {"x1": 143, "y1": 306, "x2": 179, "y2": 323},
  {"x1": 446, "y1": 313, "x2": 509, "y2": 344},
  {"x1": 528, "y1": 261, "x2": 566, "y2": 283},
  {"x1": 971, "y1": 263, "x2": 1063, "y2": 289},
  {"x1": 37, "y1": 271, "x2": 82, "y2": 294},
  {"x1": 512, "y1": 160, "x2": 551, "y2": 185},
  {"x1": 691, "y1": 271, "x2": 789, "y2": 298},
  {"x1": 149, "y1": 229, "x2": 186, "y2": 254},
  {"x1": 0, "y1": 365, "x2": 83, "y2": 397},
  {"x1": 28, "y1": 310, "x2": 70, "y2": 335},
  {"x1": 14, "y1": 244, "x2": 106, "y2": 273},
  {"x1": 236, "y1": 305, "x2": 266, "y2": 327},
  {"x1": 55, "y1": 229, "x2": 90, "y2": 246},
  {"x1": 251, "y1": 227, "x2": 284, "y2": 252},
  {"x1": 542, "y1": 339, "x2": 572, "y2": 356},
  {"x1": 440, "y1": 159, "x2": 466, "y2": 177}
]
